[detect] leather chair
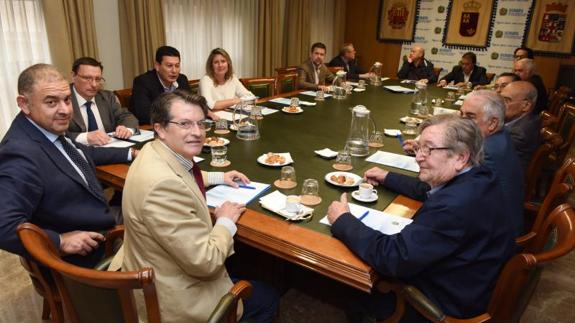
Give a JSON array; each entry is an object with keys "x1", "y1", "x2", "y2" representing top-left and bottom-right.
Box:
[
  {"x1": 17, "y1": 223, "x2": 251, "y2": 323},
  {"x1": 188, "y1": 79, "x2": 200, "y2": 95},
  {"x1": 432, "y1": 67, "x2": 442, "y2": 82},
  {"x1": 113, "y1": 88, "x2": 132, "y2": 109},
  {"x1": 275, "y1": 66, "x2": 298, "y2": 75},
  {"x1": 544, "y1": 86, "x2": 572, "y2": 116},
  {"x1": 240, "y1": 77, "x2": 276, "y2": 98},
  {"x1": 275, "y1": 73, "x2": 298, "y2": 94},
  {"x1": 378, "y1": 203, "x2": 575, "y2": 323}
]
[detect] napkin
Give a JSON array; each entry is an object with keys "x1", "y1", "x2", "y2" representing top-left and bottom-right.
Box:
[
  {"x1": 384, "y1": 129, "x2": 402, "y2": 137},
  {"x1": 260, "y1": 191, "x2": 313, "y2": 221},
  {"x1": 353, "y1": 88, "x2": 366, "y2": 93},
  {"x1": 299, "y1": 100, "x2": 317, "y2": 106},
  {"x1": 314, "y1": 148, "x2": 338, "y2": 159}
]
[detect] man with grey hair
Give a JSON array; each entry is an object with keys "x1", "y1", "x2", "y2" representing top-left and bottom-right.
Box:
[
  {"x1": 501, "y1": 81, "x2": 541, "y2": 171},
  {"x1": 397, "y1": 45, "x2": 437, "y2": 83},
  {"x1": 327, "y1": 115, "x2": 515, "y2": 322},
  {"x1": 513, "y1": 58, "x2": 547, "y2": 113}
]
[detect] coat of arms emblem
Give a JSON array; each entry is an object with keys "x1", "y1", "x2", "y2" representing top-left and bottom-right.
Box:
[
  {"x1": 460, "y1": 0, "x2": 481, "y2": 37},
  {"x1": 538, "y1": 2, "x2": 568, "y2": 42},
  {"x1": 387, "y1": 1, "x2": 409, "y2": 29}
]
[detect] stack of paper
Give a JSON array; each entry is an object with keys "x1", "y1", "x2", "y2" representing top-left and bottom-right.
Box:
[
  {"x1": 261, "y1": 107, "x2": 278, "y2": 115},
  {"x1": 103, "y1": 138, "x2": 135, "y2": 148},
  {"x1": 214, "y1": 111, "x2": 245, "y2": 122},
  {"x1": 128, "y1": 129, "x2": 154, "y2": 142},
  {"x1": 206, "y1": 181, "x2": 270, "y2": 208},
  {"x1": 300, "y1": 91, "x2": 333, "y2": 98},
  {"x1": 260, "y1": 190, "x2": 313, "y2": 221},
  {"x1": 366, "y1": 151, "x2": 420, "y2": 173},
  {"x1": 269, "y1": 98, "x2": 292, "y2": 105},
  {"x1": 383, "y1": 85, "x2": 416, "y2": 93},
  {"x1": 320, "y1": 203, "x2": 412, "y2": 235}
]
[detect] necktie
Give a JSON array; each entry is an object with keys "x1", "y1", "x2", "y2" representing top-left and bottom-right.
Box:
[
  {"x1": 191, "y1": 163, "x2": 206, "y2": 199},
  {"x1": 85, "y1": 101, "x2": 98, "y2": 131},
  {"x1": 58, "y1": 136, "x2": 106, "y2": 202}
]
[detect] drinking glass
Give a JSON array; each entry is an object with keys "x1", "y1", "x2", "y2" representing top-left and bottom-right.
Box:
[
  {"x1": 210, "y1": 146, "x2": 227, "y2": 166},
  {"x1": 290, "y1": 97, "x2": 300, "y2": 107},
  {"x1": 334, "y1": 150, "x2": 352, "y2": 170},
  {"x1": 251, "y1": 105, "x2": 263, "y2": 120},
  {"x1": 281, "y1": 166, "x2": 297, "y2": 183},
  {"x1": 345, "y1": 82, "x2": 353, "y2": 95},
  {"x1": 301, "y1": 179, "x2": 319, "y2": 197},
  {"x1": 315, "y1": 90, "x2": 325, "y2": 101},
  {"x1": 203, "y1": 119, "x2": 214, "y2": 132},
  {"x1": 369, "y1": 131, "x2": 384, "y2": 148},
  {"x1": 214, "y1": 119, "x2": 229, "y2": 134},
  {"x1": 403, "y1": 118, "x2": 418, "y2": 135},
  {"x1": 358, "y1": 80, "x2": 366, "y2": 89}
]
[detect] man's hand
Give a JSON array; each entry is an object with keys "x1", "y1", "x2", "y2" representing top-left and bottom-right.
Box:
[
  {"x1": 318, "y1": 85, "x2": 331, "y2": 92},
  {"x1": 402, "y1": 139, "x2": 419, "y2": 156},
  {"x1": 327, "y1": 193, "x2": 350, "y2": 224},
  {"x1": 364, "y1": 167, "x2": 389, "y2": 186},
  {"x1": 208, "y1": 110, "x2": 220, "y2": 121},
  {"x1": 214, "y1": 201, "x2": 246, "y2": 223},
  {"x1": 223, "y1": 170, "x2": 250, "y2": 188},
  {"x1": 60, "y1": 231, "x2": 105, "y2": 256},
  {"x1": 454, "y1": 82, "x2": 466, "y2": 87},
  {"x1": 114, "y1": 125, "x2": 132, "y2": 139},
  {"x1": 87, "y1": 130, "x2": 111, "y2": 146},
  {"x1": 437, "y1": 79, "x2": 447, "y2": 87}
]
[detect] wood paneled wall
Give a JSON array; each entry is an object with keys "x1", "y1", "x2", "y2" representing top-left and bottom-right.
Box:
[{"x1": 344, "y1": 0, "x2": 575, "y2": 90}]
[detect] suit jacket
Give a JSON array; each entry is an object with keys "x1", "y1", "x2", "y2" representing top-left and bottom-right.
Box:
[
  {"x1": 440, "y1": 65, "x2": 489, "y2": 87},
  {"x1": 332, "y1": 167, "x2": 515, "y2": 320},
  {"x1": 0, "y1": 113, "x2": 128, "y2": 267},
  {"x1": 505, "y1": 112, "x2": 541, "y2": 172},
  {"x1": 297, "y1": 59, "x2": 335, "y2": 90},
  {"x1": 328, "y1": 55, "x2": 364, "y2": 80},
  {"x1": 130, "y1": 70, "x2": 191, "y2": 124},
  {"x1": 67, "y1": 85, "x2": 139, "y2": 141},
  {"x1": 397, "y1": 58, "x2": 437, "y2": 83},
  {"x1": 120, "y1": 140, "x2": 236, "y2": 323},
  {"x1": 529, "y1": 74, "x2": 548, "y2": 114}
]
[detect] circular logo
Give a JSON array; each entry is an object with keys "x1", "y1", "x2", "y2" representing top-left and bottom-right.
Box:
[
  {"x1": 434, "y1": 27, "x2": 442, "y2": 34},
  {"x1": 499, "y1": 8, "x2": 508, "y2": 16},
  {"x1": 431, "y1": 48, "x2": 439, "y2": 55},
  {"x1": 495, "y1": 30, "x2": 503, "y2": 38},
  {"x1": 438, "y1": 6, "x2": 445, "y2": 13},
  {"x1": 491, "y1": 52, "x2": 499, "y2": 60}
]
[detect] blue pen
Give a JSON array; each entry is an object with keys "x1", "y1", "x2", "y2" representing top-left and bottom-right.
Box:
[
  {"x1": 238, "y1": 184, "x2": 256, "y2": 189},
  {"x1": 358, "y1": 210, "x2": 370, "y2": 221},
  {"x1": 397, "y1": 134, "x2": 404, "y2": 147}
]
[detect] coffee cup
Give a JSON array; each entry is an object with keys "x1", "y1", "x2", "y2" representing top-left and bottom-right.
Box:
[
  {"x1": 359, "y1": 183, "x2": 377, "y2": 199},
  {"x1": 285, "y1": 195, "x2": 302, "y2": 213}
]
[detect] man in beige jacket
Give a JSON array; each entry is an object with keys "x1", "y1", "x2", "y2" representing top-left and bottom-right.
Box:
[{"x1": 119, "y1": 91, "x2": 278, "y2": 322}]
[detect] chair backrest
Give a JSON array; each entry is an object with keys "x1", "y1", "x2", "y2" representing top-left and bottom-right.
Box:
[
  {"x1": 432, "y1": 67, "x2": 442, "y2": 82},
  {"x1": 113, "y1": 88, "x2": 133, "y2": 109},
  {"x1": 328, "y1": 66, "x2": 344, "y2": 74},
  {"x1": 20, "y1": 256, "x2": 65, "y2": 323},
  {"x1": 487, "y1": 203, "x2": 575, "y2": 323},
  {"x1": 17, "y1": 223, "x2": 161, "y2": 323},
  {"x1": 275, "y1": 66, "x2": 298, "y2": 75},
  {"x1": 553, "y1": 102, "x2": 575, "y2": 163},
  {"x1": 188, "y1": 79, "x2": 200, "y2": 95},
  {"x1": 240, "y1": 77, "x2": 276, "y2": 98},
  {"x1": 276, "y1": 73, "x2": 298, "y2": 94},
  {"x1": 486, "y1": 73, "x2": 495, "y2": 83},
  {"x1": 523, "y1": 128, "x2": 563, "y2": 202},
  {"x1": 546, "y1": 86, "x2": 572, "y2": 116}
]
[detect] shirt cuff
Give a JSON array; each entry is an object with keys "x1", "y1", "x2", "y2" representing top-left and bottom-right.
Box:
[
  {"x1": 127, "y1": 148, "x2": 133, "y2": 162},
  {"x1": 206, "y1": 172, "x2": 225, "y2": 186},
  {"x1": 75, "y1": 132, "x2": 89, "y2": 145},
  {"x1": 215, "y1": 217, "x2": 237, "y2": 236}
]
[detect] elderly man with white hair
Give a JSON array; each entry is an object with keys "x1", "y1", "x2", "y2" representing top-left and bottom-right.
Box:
[
  {"x1": 397, "y1": 45, "x2": 437, "y2": 83},
  {"x1": 513, "y1": 58, "x2": 547, "y2": 113}
]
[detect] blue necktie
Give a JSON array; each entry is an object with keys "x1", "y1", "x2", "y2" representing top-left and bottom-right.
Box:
[{"x1": 85, "y1": 101, "x2": 98, "y2": 131}]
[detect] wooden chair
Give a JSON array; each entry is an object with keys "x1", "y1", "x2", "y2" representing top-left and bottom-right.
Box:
[
  {"x1": 240, "y1": 77, "x2": 276, "y2": 99},
  {"x1": 432, "y1": 67, "x2": 442, "y2": 82},
  {"x1": 378, "y1": 203, "x2": 575, "y2": 323},
  {"x1": 547, "y1": 102, "x2": 575, "y2": 166},
  {"x1": 275, "y1": 73, "x2": 298, "y2": 94},
  {"x1": 113, "y1": 88, "x2": 132, "y2": 109},
  {"x1": 546, "y1": 86, "x2": 572, "y2": 116},
  {"x1": 275, "y1": 66, "x2": 298, "y2": 75},
  {"x1": 19, "y1": 257, "x2": 64, "y2": 323},
  {"x1": 540, "y1": 100, "x2": 575, "y2": 130},
  {"x1": 485, "y1": 73, "x2": 495, "y2": 83},
  {"x1": 17, "y1": 223, "x2": 251, "y2": 323},
  {"x1": 188, "y1": 79, "x2": 200, "y2": 95}
]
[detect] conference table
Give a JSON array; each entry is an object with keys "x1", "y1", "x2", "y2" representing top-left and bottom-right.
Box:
[{"x1": 97, "y1": 80, "x2": 456, "y2": 293}]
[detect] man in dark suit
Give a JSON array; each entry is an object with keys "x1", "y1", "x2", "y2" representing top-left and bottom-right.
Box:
[
  {"x1": 513, "y1": 58, "x2": 547, "y2": 114},
  {"x1": 438, "y1": 52, "x2": 489, "y2": 88},
  {"x1": 0, "y1": 64, "x2": 134, "y2": 267},
  {"x1": 501, "y1": 81, "x2": 541, "y2": 172},
  {"x1": 397, "y1": 45, "x2": 437, "y2": 83},
  {"x1": 327, "y1": 115, "x2": 515, "y2": 322},
  {"x1": 68, "y1": 57, "x2": 139, "y2": 145},
  {"x1": 130, "y1": 46, "x2": 191, "y2": 124},
  {"x1": 328, "y1": 43, "x2": 372, "y2": 81},
  {"x1": 297, "y1": 42, "x2": 335, "y2": 91}
]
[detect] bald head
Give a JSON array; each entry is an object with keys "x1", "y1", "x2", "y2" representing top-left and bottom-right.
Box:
[
  {"x1": 408, "y1": 45, "x2": 425, "y2": 63},
  {"x1": 513, "y1": 58, "x2": 535, "y2": 81},
  {"x1": 500, "y1": 81, "x2": 537, "y2": 122},
  {"x1": 18, "y1": 64, "x2": 66, "y2": 96}
]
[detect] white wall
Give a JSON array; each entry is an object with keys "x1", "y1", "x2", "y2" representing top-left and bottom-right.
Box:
[{"x1": 93, "y1": 0, "x2": 124, "y2": 90}]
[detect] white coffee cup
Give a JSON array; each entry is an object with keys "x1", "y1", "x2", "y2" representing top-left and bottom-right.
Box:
[
  {"x1": 285, "y1": 195, "x2": 302, "y2": 213},
  {"x1": 359, "y1": 183, "x2": 377, "y2": 199}
]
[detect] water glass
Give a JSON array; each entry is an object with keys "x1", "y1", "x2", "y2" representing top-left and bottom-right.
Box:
[
  {"x1": 280, "y1": 166, "x2": 297, "y2": 183},
  {"x1": 369, "y1": 131, "x2": 384, "y2": 148},
  {"x1": 403, "y1": 118, "x2": 418, "y2": 136},
  {"x1": 345, "y1": 82, "x2": 353, "y2": 95},
  {"x1": 214, "y1": 119, "x2": 228, "y2": 134},
  {"x1": 290, "y1": 97, "x2": 300, "y2": 107},
  {"x1": 251, "y1": 105, "x2": 263, "y2": 120},
  {"x1": 315, "y1": 89, "x2": 325, "y2": 101},
  {"x1": 211, "y1": 145, "x2": 227, "y2": 166},
  {"x1": 358, "y1": 80, "x2": 366, "y2": 89},
  {"x1": 203, "y1": 119, "x2": 214, "y2": 132},
  {"x1": 335, "y1": 150, "x2": 352, "y2": 166},
  {"x1": 301, "y1": 179, "x2": 319, "y2": 197}
]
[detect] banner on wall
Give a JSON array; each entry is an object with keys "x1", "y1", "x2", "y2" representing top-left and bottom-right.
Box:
[
  {"x1": 525, "y1": 0, "x2": 575, "y2": 56},
  {"x1": 444, "y1": 0, "x2": 496, "y2": 49},
  {"x1": 398, "y1": 0, "x2": 533, "y2": 81},
  {"x1": 377, "y1": 0, "x2": 419, "y2": 42}
]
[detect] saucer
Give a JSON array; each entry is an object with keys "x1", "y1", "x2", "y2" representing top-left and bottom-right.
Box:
[{"x1": 351, "y1": 190, "x2": 378, "y2": 203}]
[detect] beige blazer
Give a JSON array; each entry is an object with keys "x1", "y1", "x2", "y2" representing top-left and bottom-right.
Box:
[
  {"x1": 119, "y1": 140, "x2": 237, "y2": 323},
  {"x1": 297, "y1": 59, "x2": 335, "y2": 90}
]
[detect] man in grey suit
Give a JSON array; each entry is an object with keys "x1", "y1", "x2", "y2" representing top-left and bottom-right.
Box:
[
  {"x1": 297, "y1": 42, "x2": 335, "y2": 91},
  {"x1": 67, "y1": 57, "x2": 139, "y2": 146},
  {"x1": 501, "y1": 81, "x2": 541, "y2": 172}
]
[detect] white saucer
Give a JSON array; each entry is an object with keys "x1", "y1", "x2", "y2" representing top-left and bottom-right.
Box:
[{"x1": 351, "y1": 190, "x2": 378, "y2": 203}]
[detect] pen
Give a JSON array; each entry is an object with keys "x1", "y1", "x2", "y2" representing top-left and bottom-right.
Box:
[
  {"x1": 358, "y1": 210, "x2": 370, "y2": 221},
  {"x1": 397, "y1": 134, "x2": 404, "y2": 147},
  {"x1": 238, "y1": 184, "x2": 256, "y2": 189}
]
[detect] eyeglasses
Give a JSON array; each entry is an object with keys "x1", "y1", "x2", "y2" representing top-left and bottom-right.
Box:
[
  {"x1": 493, "y1": 82, "x2": 509, "y2": 90},
  {"x1": 168, "y1": 120, "x2": 209, "y2": 130},
  {"x1": 76, "y1": 75, "x2": 106, "y2": 84},
  {"x1": 414, "y1": 145, "x2": 452, "y2": 157}
]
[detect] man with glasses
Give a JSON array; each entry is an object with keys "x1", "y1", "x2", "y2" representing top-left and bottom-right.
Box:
[
  {"x1": 115, "y1": 90, "x2": 279, "y2": 322},
  {"x1": 501, "y1": 81, "x2": 541, "y2": 171},
  {"x1": 68, "y1": 57, "x2": 139, "y2": 146},
  {"x1": 493, "y1": 72, "x2": 519, "y2": 94},
  {"x1": 327, "y1": 115, "x2": 515, "y2": 322},
  {"x1": 513, "y1": 58, "x2": 547, "y2": 114}
]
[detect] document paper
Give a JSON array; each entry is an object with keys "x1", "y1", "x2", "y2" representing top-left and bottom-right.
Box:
[
  {"x1": 366, "y1": 151, "x2": 420, "y2": 173},
  {"x1": 206, "y1": 181, "x2": 270, "y2": 208},
  {"x1": 320, "y1": 203, "x2": 413, "y2": 235}
]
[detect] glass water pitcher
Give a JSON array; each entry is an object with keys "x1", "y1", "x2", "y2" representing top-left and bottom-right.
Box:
[
  {"x1": 369, "y1": 62, "x2": 383, "y2": 86},
  {"x1": 332, "y1": 70, "x2": 347, "y2": 100},
  {"x1": 233, "y1": 95, "x2": 260, "y2": 141},
  {"x1": 345, "y1": 105, "x2": 371, "y2": 156},
  {"x1": 410, "y1": 81, "x2": 428, "y2": 116}
]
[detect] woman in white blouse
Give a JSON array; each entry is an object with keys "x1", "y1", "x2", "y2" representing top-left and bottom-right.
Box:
[{"x1": 199, "y1": 48, "x2": 253, "y2": 111}]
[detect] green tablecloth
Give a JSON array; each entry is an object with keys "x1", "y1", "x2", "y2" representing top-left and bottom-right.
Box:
[{"x1": 201, "y1": 80, "x2": 455, "y2": 235}]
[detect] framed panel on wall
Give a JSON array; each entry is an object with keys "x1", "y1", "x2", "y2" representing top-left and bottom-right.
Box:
[
  {"x1": 524, "y1": 0, "x2": 575, "y2": 56},
  {"x1": 443, "y1": 0, "x2": 497, "y2": 49},
  {"x1": 377, "y1": 0, "x2": 419, "y2": 42}
]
